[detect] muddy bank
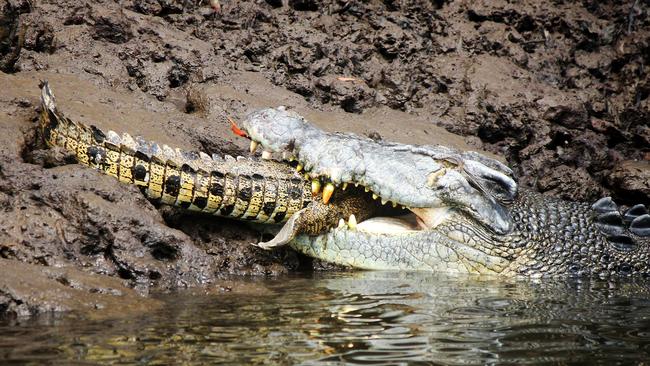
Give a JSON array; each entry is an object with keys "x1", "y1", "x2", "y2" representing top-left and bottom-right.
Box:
[
  {"x1": 1, "y1": 0, "x2": 649, "y2": 317},
  {"x1": 4, "y1": 0, "x2": 646, "y2": 198},
  {"x1": 0, "y1": 68, "x2": 472, "y2": 318}
]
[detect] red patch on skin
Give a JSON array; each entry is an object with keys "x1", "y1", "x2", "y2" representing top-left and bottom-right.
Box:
[{"x1": 229, "y1": 117, "x2": 248, "y2": 138}]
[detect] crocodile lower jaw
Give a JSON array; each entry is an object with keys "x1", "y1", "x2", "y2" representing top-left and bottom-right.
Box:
[
  {"x1": 356, "y1": 216, "x2": 421, "y2": 234},
  {"x1": 354, "y1": 207, "x2": 455, "y2": 235}
]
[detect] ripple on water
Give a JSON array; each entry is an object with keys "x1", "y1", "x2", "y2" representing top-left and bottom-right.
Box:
[{"x1": 1, "y1": 272, "x2": 650, "y2": 365}]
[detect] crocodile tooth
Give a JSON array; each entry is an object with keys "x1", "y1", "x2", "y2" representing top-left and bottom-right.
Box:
[
  {"x1": 261, "y1": 150, "x2": 272, "y2": 160},
  {"x1": 304, "y1": 173, "x2": 310, "y2": 179},
  {"x1": 392, "y1": 202, "x2": 398, "y2": 208},
  {"x1": 427, "y1": 168, "x2": 447, "y2": 187},
  {"x1": 250, "y1": 140, "x2": 259, "y2": 153},
  {"x1": 311, "y1": 179, "x2": 321, "y2": 195},
  {"x1": 342, "y1": 182, "x2": 348, "y2": 191},
  {"x1": 381, "y1": 199, "x2": 387, "y2": 205},
  {"x1": 296, "y1": 164, "x2": 303, "y2": 172},
  {"x1": 323, "y1": 183, "x2": 334, "y2": 204},
  {"x1": 337, "y1": 218, "x2": 345, "y2": 228},
  {"x1": 348, "y1": 214, "x2": 357, "y2": 230},
  {"x1": 364, "y1": 187, "x2": 369, "y2": 192},
  {"x1": 372, "y1": 193, "x2": 378, "y2": 200},
  {"x1": 236, "y1": 155, "x2": 246, "y2": 161}
]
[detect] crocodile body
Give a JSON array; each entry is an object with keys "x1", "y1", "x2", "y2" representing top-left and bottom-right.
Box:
[{"x1": 39, "y1": 83, "x2": 650, "y2": 277}]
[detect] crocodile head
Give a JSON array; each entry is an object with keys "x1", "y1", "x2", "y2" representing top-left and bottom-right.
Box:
[
  {"x1": 238, "y1": 108, "x2": 650, "y2": 276},
  {"x1": 238, "y1": 107, "x2": 518, "y2": 235}
]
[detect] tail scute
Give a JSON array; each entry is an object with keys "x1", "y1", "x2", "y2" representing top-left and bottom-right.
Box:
[{"x1": 39, "y1": 80, "x2": 57, "y2": 113}]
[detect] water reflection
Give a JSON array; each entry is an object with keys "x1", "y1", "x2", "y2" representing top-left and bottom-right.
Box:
[{"x1": 2, "y1": 272, "x2": 650, "y2": 364}]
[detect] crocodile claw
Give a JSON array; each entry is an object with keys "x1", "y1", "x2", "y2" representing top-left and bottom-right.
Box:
[{"x1": 255, "y1": 209, "x2": 304, "y2": 249}]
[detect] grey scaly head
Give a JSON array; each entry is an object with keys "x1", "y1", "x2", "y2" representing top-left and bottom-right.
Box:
[{"x1": 239, "y1": 107, "x2": 518, "y2": 235}]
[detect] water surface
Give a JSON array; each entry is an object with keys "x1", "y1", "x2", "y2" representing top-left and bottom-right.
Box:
[{"x1": 2, "y1": 272, "x2": 650, "y2": 365}]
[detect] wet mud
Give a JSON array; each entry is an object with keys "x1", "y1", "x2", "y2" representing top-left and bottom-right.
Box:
[{"x1": 0, "y1": 0, "x2": 648, "y2": 317}]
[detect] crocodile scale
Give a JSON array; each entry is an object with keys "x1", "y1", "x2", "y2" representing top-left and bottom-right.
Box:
[{"x1": 39, "y1": 82, "x2": 311, "y2": 224}]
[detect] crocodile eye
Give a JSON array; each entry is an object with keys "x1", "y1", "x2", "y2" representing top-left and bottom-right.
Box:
[{"x1": 618, "y1": 263, "x2": 632, "y2": 274}]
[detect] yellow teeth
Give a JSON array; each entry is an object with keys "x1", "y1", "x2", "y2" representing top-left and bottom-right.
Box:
[
  {"x1": 338, "y1": 218, "x2": 346, "y2": 228},
  {"x1": 261, "y1": 150, "x2": 272, "y2": 160},
  {"x1": 427, "y1": 168, "x2": 447, "y2": 186},
  {"x1": 296, "y1": 164, "x2": 303, "y2": 172},
  {"x1": 348, "y1": 214, "x2": 357, "y2": 229},
  {"x1": 322, "y1": 183, "x2": 335, "y2": 204},
  {"x1": 364, "y1": 187, "x2": 369, "y2": 192},
  {"x1": 311, "y1": 179, "x2": 321, "y2": 195},
  {"x1": 392, "y1": 202, "x2": 398, "y2": 208},
  {"x1": 342, "y1": 182, "x2": 348, "y2": 191},
  {"x1": 372, "y1": 193, "x2": 378, "y2": 200},
  {"x1": 249, "y1": 140, "x2": 259, "y2": 153},
  {"x1": 381, "y1": 199, "x2": 387, "y2": 205}
]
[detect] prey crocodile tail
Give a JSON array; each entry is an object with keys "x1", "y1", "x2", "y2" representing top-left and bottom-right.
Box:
[{"x1": 38, "y1": 81, "x2": 312, "y2": 224}]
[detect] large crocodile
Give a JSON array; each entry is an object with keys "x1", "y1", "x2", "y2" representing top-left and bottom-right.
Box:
[{"x1": 38, "y1": 83, "x2": 650, "y2": 277}]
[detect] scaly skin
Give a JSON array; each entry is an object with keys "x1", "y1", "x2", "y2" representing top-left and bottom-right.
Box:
[
  {"x1": 39, "y1": 83, "x2": 650, "y2": 276},
  {"x1": 290, "y1": 190, "x2": 650, "y2": 277}
]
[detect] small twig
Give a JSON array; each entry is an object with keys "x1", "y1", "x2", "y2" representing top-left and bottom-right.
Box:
[
  {"x1": 332, "y1": 1, "x2": 351, "y2": 15},
  {"x1": 521, "y1": 39, "x2": 546, "y2": 45},
  {"x1": 628, "y1": 0, "x2": 640, "y2": 35},
  {"x1": 210, "y1": 0, "x2": 222, "y2": 14},
  {"x1": 336, "y1": 76, "x2": 362, "y2": 83}
]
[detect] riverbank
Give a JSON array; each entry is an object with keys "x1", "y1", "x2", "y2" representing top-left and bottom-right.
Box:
[{"x1": 1, "y1": 0, "x2": 648, "y2": 318}]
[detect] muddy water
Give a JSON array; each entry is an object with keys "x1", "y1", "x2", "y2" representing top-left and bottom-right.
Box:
[{"x1": 2, "y1": 272, "x2": 650, "y2": 365}]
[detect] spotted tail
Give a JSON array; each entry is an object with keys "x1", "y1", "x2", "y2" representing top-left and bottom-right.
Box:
[{"x1": 38, "y1": 82, "x2": 311, "y2": 224}]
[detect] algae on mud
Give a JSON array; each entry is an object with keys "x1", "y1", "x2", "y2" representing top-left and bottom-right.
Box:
[{"x1": 1, "y1": 0, "x2": 649, "y2": 317}]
